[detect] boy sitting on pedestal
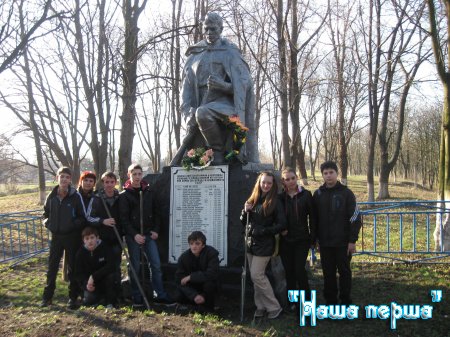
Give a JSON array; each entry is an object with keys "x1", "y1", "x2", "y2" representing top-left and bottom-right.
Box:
[
  {"x1": 175, "y1": 231, "x2": 220, "y2": 312},
  {"x1": 75, "y1": 226, "x2": 116, "y2": 308}
]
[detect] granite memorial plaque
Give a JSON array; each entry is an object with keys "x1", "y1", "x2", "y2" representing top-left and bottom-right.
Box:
[{"x1": 169, "y1": 165, "x2": 228, "y2": 266}]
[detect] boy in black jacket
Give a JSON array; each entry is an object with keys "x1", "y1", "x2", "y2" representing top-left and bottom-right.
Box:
[
  {"x1": 88, "y1": 172, "x2": 123, "y2": 297},
  {"x1": 119, "y1": 164, "x2": 174, "y2": 307},
  {"x1": 41, "y1": 167, "x2": 86, "y2": 309},
  {"x1": 75, "y1": 227, "x2": 116, "y2": 307},
  {"x1": 313, "y1": 161, "x2": 361, "y2": 305},
  {"x1": 175, "y1": 231, "x2": 220, "y2": 311}
]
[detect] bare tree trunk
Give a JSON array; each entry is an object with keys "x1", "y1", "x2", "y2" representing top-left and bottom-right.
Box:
[
  {"x1": 119, "y1": 0, "x2": 147, "y2": 185},
  {"x1": 73, "y1": 0, "x2": 107, "y2": 181},
  {"x1": 365, "y1": 0, "x2": 379, "y2": 202},
  {"x1": 19, "y1": 2, "x2": 46, "y2": 204},
  {"x1": 427, "y1": 0, "x2": 450, "y2": 251},
  {"x1": 274, "y1": 0, "x2": 291, "y2": 168},
  {"x1": 169, "y1": 0, "x2": 182, "y2": 157},
  {"x1": 377, "y1": 37, "x2": 426, "y2": 198}
]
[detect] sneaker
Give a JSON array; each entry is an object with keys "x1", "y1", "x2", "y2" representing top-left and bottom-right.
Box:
[
  {"x1": 267, "y1": 308, "x2": 282, "y2": 319},
  {"x1": 39, "y1": 299, "x2": 52, "y2": 308},
  {"x1": 154, "y1": 296, "x2": 176, "y2": 307},
  {"x1": 254, "y1": 309, "x2": 266, "y2": 318},
  {"x1": 67, "y1": 298, "x2": 79, "y2": 310}
]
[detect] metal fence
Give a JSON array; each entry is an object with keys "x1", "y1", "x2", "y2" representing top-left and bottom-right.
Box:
[
  {"x1": 0, "y1": 201, "x2": 449, "y2": 265},
  {"x1": 355, "y1": 200, "x2": 450, "y2": 263},
  {"x1": 0, "y1": 210, "x2": 48, "y2": 264}
]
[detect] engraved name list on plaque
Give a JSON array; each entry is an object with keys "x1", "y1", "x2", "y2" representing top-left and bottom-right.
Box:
[{"x1": 169, "y1": 166, "x2": 228, "y2": 266}]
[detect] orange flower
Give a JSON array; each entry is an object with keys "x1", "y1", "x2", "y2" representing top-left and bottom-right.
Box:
[{"x1": 228, "y1": 115, "x2": 240, "y2": 124}]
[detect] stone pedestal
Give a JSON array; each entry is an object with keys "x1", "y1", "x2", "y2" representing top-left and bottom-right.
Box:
[
  {"x1": 147, "y1": 164, "x2": 263, "y2": 269},
  {"x1": 168, "y1": 166, "x2": 229, "y2": 265}
]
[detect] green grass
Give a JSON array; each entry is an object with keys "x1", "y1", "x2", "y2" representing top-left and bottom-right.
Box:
[
  {"x1": 249, "y1": 262, "x2": 450, "y2": 337},
  {"x1": 340, "y1": 174, "x2": 437, "y2": 201},
  {"x1": 0, "y1": 249, "x2": 448, "y2": 336}
]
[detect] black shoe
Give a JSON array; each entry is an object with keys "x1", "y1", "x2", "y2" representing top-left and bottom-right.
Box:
[
  {"x1": 40, "y1": 299, "x2": 52, "y2": 307},
  {"x1": 154, "y1": 296, "x2": 176, "y2": 307},
  {"x1": 267, "y1": 308, "x2": 283, "y2": 319},
  {"x1": 132, "y1": 302, "x2": 144, "y2": 309},
  {"x1": 67, "y1": 298, "x2": 79, "y2": 310}
]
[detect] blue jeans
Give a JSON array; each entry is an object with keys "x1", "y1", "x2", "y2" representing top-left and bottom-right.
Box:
[{"x1": 126, "y1": 234, "x2": 168, "y2": 301}]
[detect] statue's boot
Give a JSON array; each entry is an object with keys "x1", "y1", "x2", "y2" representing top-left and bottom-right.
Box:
[{"x1": 211, "y1": 151, "x2": 225, "y2": 165}]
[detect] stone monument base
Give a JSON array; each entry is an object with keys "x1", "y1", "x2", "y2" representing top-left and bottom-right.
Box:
[
  {"x1": 148, "y1": 165, "x2": 268, "y2": 266},
  {"x1": 145, "y1": 164, "x2": 270, "y2": 286}
]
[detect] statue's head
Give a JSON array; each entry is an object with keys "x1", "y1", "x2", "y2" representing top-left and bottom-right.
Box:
[{"x1": 203, "y1": 12, "x2": 223, "y2": 45}]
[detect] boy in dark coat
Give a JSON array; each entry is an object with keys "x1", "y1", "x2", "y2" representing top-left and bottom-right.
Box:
[
  {"x1": 41, "y1": 166, "x2": 86, "y2": 309},
  {"x1": 175, "y1": 231, "x2": 220, "y2": 311},
  {"x1": 88, "y1": 172, "x2": 123, "y2": 297},
  {"x1": 75, "y1": 227, "x2": 116, "y2": 307},
  {"x1": 119, "y1": 163, "x2": 174, "y2": 307},
  {"x1": 313, "y1": 161, "x2": 362, "y2": 305}
]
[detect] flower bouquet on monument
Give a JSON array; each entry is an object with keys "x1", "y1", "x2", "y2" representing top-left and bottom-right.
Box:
[
  {"x1": 223, "y1": 114, "x2": 249, "y2": 161},
  {"x1": 182, "y1": 148, "x2": 214, "y2": 171}
]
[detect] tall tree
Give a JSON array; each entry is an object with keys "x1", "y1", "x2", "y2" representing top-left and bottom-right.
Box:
[
  {"x1": 376, "y1": 0, "x2": 429, "y2": 199},
  {"x1": 71, "y1": 0, "x2": 118, "y2": 186},
  {"x1": 169, "y1": 0, "x2": 183, "y2": 158},
  {"x1": 328, "y1": 0, "x2": 366, "y2": 185},
  {"x1": 118, "y1": 0, "x2": 147, "y2": 185},
  {"x1": 19, "y1": 1, "x2": 46, "y2": 204},
  {"x1": 427, "y1": 0, "x2": 450, "y2": 251}
]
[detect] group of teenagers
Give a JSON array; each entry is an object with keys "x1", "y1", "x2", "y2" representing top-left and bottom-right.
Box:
[
  {"x1": 39, "y1": 160, "x2": 362, "y2": 321},
  {"x1": 241, "y1": 161, "x2": 362, "y2": 320},
  {"x1": 40, "y1": 163, "x2": 209, "y2": 310}
]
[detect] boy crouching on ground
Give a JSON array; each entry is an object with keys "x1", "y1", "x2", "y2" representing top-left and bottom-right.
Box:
[
  {"x1": 175, "y1": 231, "x2": 220, "y2": 312},
  {"x1": 75, "y1": 227, "x2": 116, "y2": 308}
]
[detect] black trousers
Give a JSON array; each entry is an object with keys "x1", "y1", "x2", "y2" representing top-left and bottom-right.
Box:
[
  {"x1": 108, "y1": 243, "x2": 123, "y2": 294},
  {"x1": 175, "y1": 281, "x2": 218, "y2": 310},
  {"x1": 280, "y1": 241, "x2": 310, "y2": 296},
  {"x1": 319, "y1": 246, "x2": 352, "y2": 305},
  {"x1": 43, "y1": 232, "x2": 81, "y2": 301},
  {"x1": 83, "y1": 273, "x2": 117, "y2": 306}
]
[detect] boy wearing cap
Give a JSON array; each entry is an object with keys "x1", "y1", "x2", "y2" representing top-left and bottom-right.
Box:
[{"x1": 41, "y1": 167, "x2": 86, "y2": 309}]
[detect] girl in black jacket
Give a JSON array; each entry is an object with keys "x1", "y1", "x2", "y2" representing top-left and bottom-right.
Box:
[
  {"x1": 241, "y1": 171, "x2": 286, "y2": 319},
  {"x1": 279, "y1": 167, "x2": 317, "y2": 307}
]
